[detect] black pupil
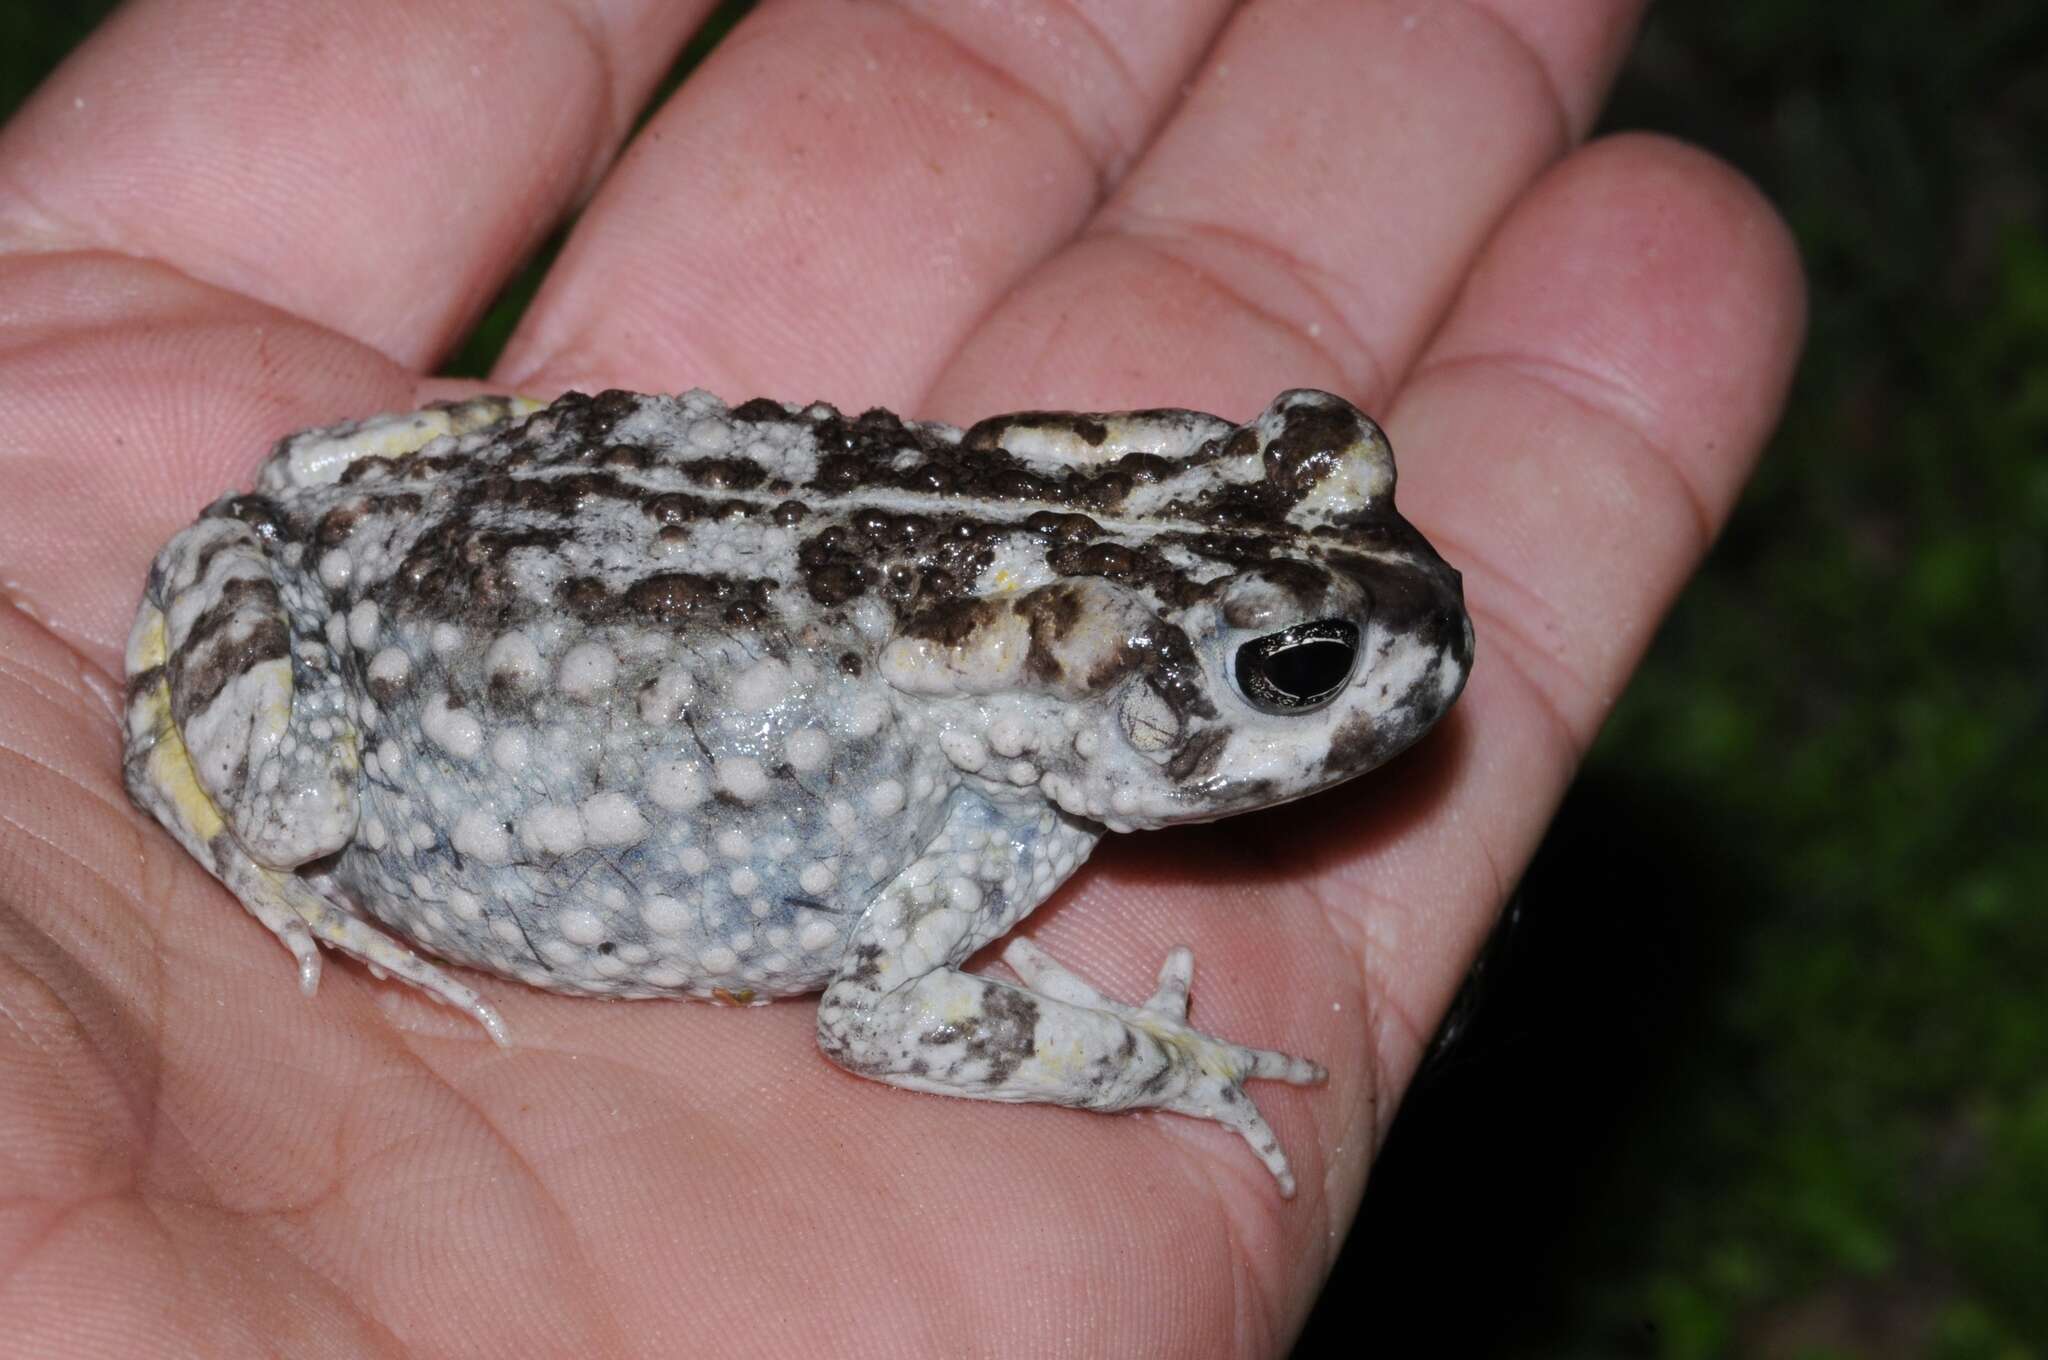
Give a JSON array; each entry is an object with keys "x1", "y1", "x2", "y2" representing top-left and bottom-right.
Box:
[
  {"x1": 1264, "y1": 638, "x2": 1353, "y2": 701},
  {"x1": 1237, "y1": 619, "x2": 1359, "y2": 711}
]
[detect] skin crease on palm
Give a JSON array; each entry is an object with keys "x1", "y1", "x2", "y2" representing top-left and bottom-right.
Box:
[{"x1": 0, "y1": 0, "x2": 1802, "y2": 1356}]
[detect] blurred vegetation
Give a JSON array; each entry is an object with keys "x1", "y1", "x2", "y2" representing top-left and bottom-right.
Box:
[{"x1": 4, "y1": 1, "x2": 2042, "y2": 1355}]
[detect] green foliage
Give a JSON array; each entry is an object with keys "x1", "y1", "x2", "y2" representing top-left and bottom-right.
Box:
[
  {"x1": 0, "y1": 2, "x2": 113, "y2": 111},
  {"x1": 1537, "y1": 1, "x2": 2048, "y2": 1350}
]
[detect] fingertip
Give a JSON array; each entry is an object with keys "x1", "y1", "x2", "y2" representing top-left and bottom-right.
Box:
[
  {"x1": 1574, "y1": 130, "x2": 1808, "y2": 390},
  {"x1": 1438, "y1": 131, "x2": 1807, "y2": 513}
]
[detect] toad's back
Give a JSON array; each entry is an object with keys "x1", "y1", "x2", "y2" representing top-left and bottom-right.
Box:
[{"x1": 214, "y1": 388, "x2": 1282, "y2": 998}]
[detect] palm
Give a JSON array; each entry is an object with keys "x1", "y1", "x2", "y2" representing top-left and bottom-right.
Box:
[{"x1": 0, "y1": 2, "x2": 1800, "y2": 1354}]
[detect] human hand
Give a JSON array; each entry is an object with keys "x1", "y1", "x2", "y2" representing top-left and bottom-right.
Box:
[{"x1": 0, "y1": 1, "x2": 1801, "y2": 1354}]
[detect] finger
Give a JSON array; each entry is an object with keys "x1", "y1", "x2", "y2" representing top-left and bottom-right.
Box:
[
  {"x1": 928, "y1": 0, "x2": 1648, "y2": 419},
  {"x1": 1360, "y1": 134, "x2": 1806, "y2": 1097},
  {"x1": 498, "y1": 0, "x2": 1239, "y2": 404},
  {"x1": 0, "y1": 0, "x2": 716, "y2": 367},
  {"x1": 0, "y1": 249, "x2": 424, "y2": 667}
]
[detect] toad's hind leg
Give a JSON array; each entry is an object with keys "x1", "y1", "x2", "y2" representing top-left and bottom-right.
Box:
[
  {"x1": 123, "y1": 515, "x2": 507, "y2": 1043},
  {"x1": 815, "y1": 793, "x2": 1325, "y2": 1195}
]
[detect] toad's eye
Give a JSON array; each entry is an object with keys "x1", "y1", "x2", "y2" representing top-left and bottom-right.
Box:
[{"x1": 1234, "y1": 620, "x2": 1360, "y2": 714}]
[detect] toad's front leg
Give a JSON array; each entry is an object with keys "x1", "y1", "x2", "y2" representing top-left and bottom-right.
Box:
[{"x1": 815, "y1": 792, "x2": 1325, "y2": 1195}]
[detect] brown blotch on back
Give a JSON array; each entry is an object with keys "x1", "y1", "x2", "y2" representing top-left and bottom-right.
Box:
[
  {"x1": 1164, "y1": 480, "x2": 1291, "y2": 530},
  {"x1": 474, "y1": 468, "x2": 640, "y2": 518},
  {"x1": 796, "y1": 525, "x2": 877, "y2": 607},
  {"x1": 624, "y1": 572, "x2": 776, "y2": 629},
  {"x1": 795, "y1": 513, "x2": 1004, "y2": 612},
  {"x1": 1024, "y1": 510, "x2": 1102, "y2": 543},
  {"x1": 1054, "y1": 541, "x2": 1138, "y2": 577},
  {"x1": 510, "y1": 390, "x2": 654, "y2": 465},
  {"x1": 729, "y1": 397, "x2": 793, "y2": 423},
  {"x1": 389, "y1": 523, "x2": 566, "y2": 626},
  {"x1": 557, "y1": 576, "x2": 612, "y2": 617},
  {"x1": 641, "y1": 491, "x2": 718, "y2": 525},
  {"x1": 1046, "y1": 536, "x2": 1211, "y2": 611},
  {"x1": 589, "y1": 389, "x2": 641, "y2": 423},
  {"x1": 678, "y1": 457, "x2": 770, "y2": 491},
  {"x1": 597, "y1": 443, "x2": 653, "y2": 471}
]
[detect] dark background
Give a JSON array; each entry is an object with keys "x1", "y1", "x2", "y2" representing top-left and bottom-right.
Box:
[{"x1": 8, "y1": 3, "x2": 2044, "y2": 1355}]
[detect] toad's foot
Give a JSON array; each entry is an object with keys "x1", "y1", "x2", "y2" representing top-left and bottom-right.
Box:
[
  {"x1": 1002, "y1": 937, "x2": 1325, "y2": 1195},
  {"x1": 816, "y1": 789, "x2": 1324, "y2": 1196},
  {"x1": 147, "y1": 811, "x2": 512, "y2": 1046},
  {"x1": 222, "y1": 852, "x2": 512, "y2": 1047}
]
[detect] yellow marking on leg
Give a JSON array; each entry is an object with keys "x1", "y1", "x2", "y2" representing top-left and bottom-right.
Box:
[
  {"x1": 137, "y1": 683, "x2": 227, "y2": 844},
  {"x1": 127, "y1": 605, "x2": 168, "y2": 674}
]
